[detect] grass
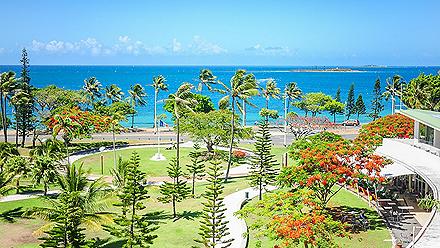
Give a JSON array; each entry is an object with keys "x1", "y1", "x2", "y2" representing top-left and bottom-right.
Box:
[
  {"x1": 238, "y1": 143, "x2": 294, "y2": 167},
  {"x1": 244, "y1": 187, "x2": 391, "y2": 248},
  {"x1": 0, "y1": 178, "x2": 250, "y2": 248},
  {"x1": 74, "y1": 147, "x2": 195, "y2": 177}
]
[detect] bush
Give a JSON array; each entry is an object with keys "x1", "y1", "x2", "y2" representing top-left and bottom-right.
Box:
[{"x1": 355, "y1": 114, "x2": 413, "y2": 148}]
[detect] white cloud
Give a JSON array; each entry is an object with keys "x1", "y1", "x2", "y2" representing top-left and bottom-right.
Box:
[
  {"x1": 245, "y1": 44, "x2": 291, "y2": 55},
  {"x1": 0, "y1": 48, "x2": 5, "y2": 54},
  {"x1": 189, "y1": 35, "x2": 227, "y2": 55},
  {"x1": 172, "y1": 38, "x2": 182, "y2": 53},
  {"x1": 29, "y1": 35, "x2": 227, "y2": 56}
]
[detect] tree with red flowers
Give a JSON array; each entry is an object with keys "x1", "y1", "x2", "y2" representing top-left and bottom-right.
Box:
[
  {"x1": 277, "y1": 115, "x2": 336, "y2": 140},
  {"x1": 355, "y1": 113, "x2": 414, "y2": 148},
  {"x1": 238, "y1": 189, "x2": 347, "y2": 248},
  {"x1": 46, "y1": 107, "x2": 112, "y2": 145},
  {"x1": 280, "y1": 132, "x2": 386, "y2": 207}
]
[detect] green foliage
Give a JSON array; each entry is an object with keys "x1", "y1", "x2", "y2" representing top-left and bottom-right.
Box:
[
  {"x1": 180, "y1": 110, "x2": 252, "y2": 153},
  {"x1": 164, "y1": 93, "x2": 214, "y2": 117},
  {"x1": 198, "y1": 69, "x2": 217, "y2": 92},
  {"x1": 259, "y1": 108, "x2": 279, "y2": 119},
  {"x1": 345, "y1": 83, "x2": 356, "y2": 120},
  {"x1": 249, "y1": 121, "x2": 278, "y2": 200},
  {"x1": 293, "y1": 92, "x2": 333, "y2": 116},
  {"x1": 195, "y1": 161, "x2": 233, "y2": 248},
  {"x1": 34, "y1": 85, "x2": 86, "y2": 120},
  {"x1": 402, "y1": 73, "x2": 440, "y2": 111},
  {"x1": 83, "y1": 77, "x2": 102, "y2": 105},
  {"x1": 324, "y1": 100, "x2": 345, "y2": 123},
  {"x1": 369, "y1": 79, "x2": 384, "y2": 121},
  {"x1": 14, "y1": 48, "x2": 35, "y2": 147},
  {"x1": 94, "y1": 101, "x2": 134, "y2": 120},
  {"x1": 110, "y1": 156, "x2": 130, "y2": 191},
  {"x1": 31, "y1": 154, "x2": 59, "y2": 195},
  {"x1": 105, "y1": 151, "x2": 159, "y2": 248},
  {"x1": 355, "y1": 94, "x2": 366, "y2": 120},
  {"x1": 159, "y1": 158, "x2": 190, "y2": 218},
  {"x1": 186, "y1": 144, "x2": 205, "y2": 197},
  {"x1": 418, "y1": 195, "x2": 440, "y2": 210},
  {"x1": 4, "y1": 155, "x2": 30, "y2": 194},
  {"x1": 0, "y1": 142, "x2": 19, "y2": 172},
  {"x1": 335, "y1": 87, "x2": 341, "y2": 102}
]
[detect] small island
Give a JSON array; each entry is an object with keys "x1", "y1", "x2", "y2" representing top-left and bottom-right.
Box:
[{"x1": 290, "y1": 67, "x2": 363, "y2": 72}]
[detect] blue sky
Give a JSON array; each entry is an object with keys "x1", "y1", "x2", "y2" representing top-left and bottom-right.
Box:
[{"x1": 1, "y1": 0, "x2": 439, "y2": 65}]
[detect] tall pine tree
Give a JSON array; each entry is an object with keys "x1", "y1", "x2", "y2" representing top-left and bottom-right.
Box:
[
  {"x1": 15, "y1": 48, "x2": 34, "y2": 147},
  {"x1": 186, "y1": 144, "x2": 205, "y2": 197},
  {"x1": 369, "y1": 78, "x2": 384, "y2": 120},
  {"x1": 335, "y1": 86, "x2": 341, "y2": 102},
  {"x1": 195, "y1": 161, "x2": 233, "y2": 248},
  {"x1": 249, "y1": 120, "x2": 278, "y2": 200},
  {"x1": 105, "y1": 152, "x2": 159, "y2": 248},
  {"x1": 159, "y1": 158, "x2": 190, "y2": 219},
  {"x1": 355, "y1": 94, "x2": 366, "y2": 121},
  {"x1": 345, "y1": 83, "x2": 356, "y2": 120}
]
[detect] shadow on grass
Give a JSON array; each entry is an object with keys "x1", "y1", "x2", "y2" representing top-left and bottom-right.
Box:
[
  {"x1": 174, "y1": 210, "x2": 202, "y2": 222},
  {"x1": 328, "y1": 206, "x2": 387, "y2": 234},
  {"x1": 0, "y1": 207, "x2": 25, "y2": 223}
]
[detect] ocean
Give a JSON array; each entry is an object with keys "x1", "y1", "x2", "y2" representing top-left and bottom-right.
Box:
[{"x1": 1, "y1": 65, "x2": 439, "y2": 127}]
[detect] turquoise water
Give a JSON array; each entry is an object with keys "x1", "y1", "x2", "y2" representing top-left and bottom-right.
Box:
[{"x1": 1, "y1": 65, "x2": 439, "y2": 127}]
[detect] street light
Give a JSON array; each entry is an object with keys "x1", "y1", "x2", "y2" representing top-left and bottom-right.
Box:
[{"x1": 99, "y1": 147, "x2": 105, "y2": 174}]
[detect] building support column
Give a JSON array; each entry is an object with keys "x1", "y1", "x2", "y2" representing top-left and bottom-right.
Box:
[
  {"x1": 414, "y1": 121, "x2": 420, "y2": 144},
  {"x1": 434, "y1": 129, "x2": 440, "y2": 149}
]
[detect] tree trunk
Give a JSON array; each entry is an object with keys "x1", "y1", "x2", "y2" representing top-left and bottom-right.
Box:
[
  {"x1": 225, "y1": 98, "x2": 235, "y2": 182},
  {"x1": 333, "y1": 113, "x2": 336, "y2": 123},
  {"x1": 0, "y1": 94, "x2": 6, "y2": 142},
  {"x1": 15, "y1": 107, "x2": 18, "y2": 148},
  {"x1": 176, "y1": 117, "x2": 180, "y2": 167},
  {"x1": 206, "y1": 142, "x2": 214, "y2": 153},
  {"x1": 131, "y1": 113, "x2": 134, "y2": 128},
  {"x1": 172, "y1": 195, "x2": 176, "y2": 218},
  {"x1": 192, "y1": 174, "x2": 195, "y2": 197},
  {"x1": 154, "y1": 90, "x2": 158, "y2": 132},
  {"x1": 44, "y1": 183, "x2": 47, "y2": 196},
  {"x1": 130, "y1": 197, "x2": 135, "y2": 248},
  {"x1": 32, "y1": 128, "x2": 37, "y2": 148},
  {"x1": 16, "y1": 177, "x2": 20, "y2": 194},
  {"x1": 259, "y1": 179, "x2": 262, "y2": 200},
  {"x1": 242, "y1": 99, "x2": 246, "y2": 127},
  {"x1": 391, "y1": 95, "x2": 395, "y2": 114},
  {"x1": 112, "y1": 123, "x2": 117, "y2": 171}
]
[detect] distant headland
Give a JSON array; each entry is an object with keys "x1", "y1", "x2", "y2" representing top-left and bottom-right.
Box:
[{"x1": 290, "y1": 67, "x2": 363, "y2": 72}]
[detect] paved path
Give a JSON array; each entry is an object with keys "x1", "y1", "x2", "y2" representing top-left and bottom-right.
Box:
[
  {"x1": 0, "y1": 190, "x2": 60, "y2": 203},
  {"x1": 377, "y1": 138, "x2": 440, "y2": 248},
  {"x1": 222, "y1": 186, "x2": 277, "y2": 248}
]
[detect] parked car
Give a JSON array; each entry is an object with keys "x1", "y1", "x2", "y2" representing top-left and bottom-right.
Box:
[{"x1": 342, "y1": 119, "x2": 360, "y2": 126}]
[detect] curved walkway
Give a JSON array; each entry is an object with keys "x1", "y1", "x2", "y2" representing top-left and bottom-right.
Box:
[
  {"x1": 376, "y1": 138, "x2": 440, "y2": 248},
  {"x1": 222, "y1": 186, "x2": 277, "y2": 248}
]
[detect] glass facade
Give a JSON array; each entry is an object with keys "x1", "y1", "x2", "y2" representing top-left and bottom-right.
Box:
[{"x1": 419, "y1": 123, "x2": 435, "y2": 145}]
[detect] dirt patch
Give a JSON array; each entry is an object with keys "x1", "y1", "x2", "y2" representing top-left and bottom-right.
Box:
[{"x1": 0, "y1": 219, "x2": 43, "y2": 247}]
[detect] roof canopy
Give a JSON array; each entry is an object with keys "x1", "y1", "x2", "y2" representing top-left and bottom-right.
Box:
[
  {"x1": 380, "y1": 161, "x2": 415, "y2": 178},
  {"x1": 399, "y1": 109, "x2": 440, "y2": 131}
]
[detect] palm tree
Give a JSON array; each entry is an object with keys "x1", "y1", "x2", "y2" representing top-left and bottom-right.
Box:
[
  {"x1": 31, "y1": 154, "x2": 59, "y2": 196},
  {"x1": 0, "y1": 170, "x2": 14, "y2": 196},
  {"x1": 384, "y1": 75, "x2": 404, "y2": 114},
  {"x1": 198, "y1": 69, "x2": 217, "y2": 92},
  {"x1": 5, "y1": 155, "x2": 30, "y2": 194},
  {"x1": 30, "y1": 138, "x2": 65, "y2": 160},
  {"x1": 152, "y1": 75, "x2": 168, "y2": 131},
  {"x1": 29, "y1": 163, "x2": 109, "y2": 241},
  {"x1": 260, "y1": 79, "x2": 281, "y2": 109},
  {"x1": 105, "y1": 84, "x2": 124, "y2": 104},
  {"x1": 218, "y1": 70, "x2": 258, "y2": 181},
  {"x1": 0, "y1": 142, "x2": 19, "y2": 173},
  {"x1": 128, "y1": 83, "x2": 147, "y2": 128},
  {"x1": 164, "y1": 83, "x2": 196, "y2": 167},
  {"x1": 83, "y1": 77, "x2": 102, "y2": 106},
  {"x1": 285, "y1": 82, "x2": 302, "y2": 112},
  {"x1": 0, "y1": 71, "x2": 17, "y2": 143}
]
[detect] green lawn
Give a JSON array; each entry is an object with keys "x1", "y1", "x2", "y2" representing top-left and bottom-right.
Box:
[
  {"x1": 244, "y1": 187, "x2": 391, "y2": 248},
  {"x1": 238, "y1": 143, "x2": 294, "y2": 167},
  {"x1": 0, "y1": 178, "x2": 250, "y2": 248},
  {"x1": 74, "y1": 147, "x2": 195, "y2": 177}
]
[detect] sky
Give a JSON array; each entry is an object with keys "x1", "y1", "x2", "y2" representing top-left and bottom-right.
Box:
[{"x1": 1, "y1": 0, "x2": 439, "y2": 66}]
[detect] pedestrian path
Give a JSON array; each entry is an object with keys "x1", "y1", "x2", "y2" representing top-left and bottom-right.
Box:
[{"x1": 222, "y1": 186, "x2": 277, "y2": 248}]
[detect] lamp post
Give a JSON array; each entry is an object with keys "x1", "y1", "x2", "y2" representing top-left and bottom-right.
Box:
[
  {"x1": 99, "y1": 146, "x2": 105, "y2": 174},
  {"x1": 283, "y1": 87, "x2": 288, "y2": 147}
]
